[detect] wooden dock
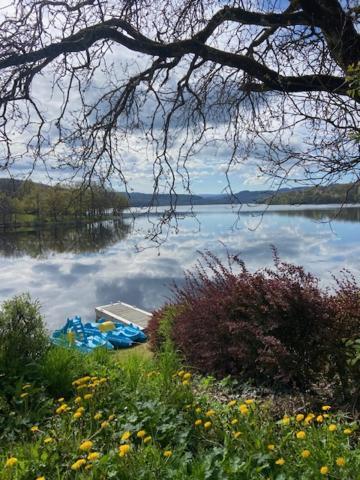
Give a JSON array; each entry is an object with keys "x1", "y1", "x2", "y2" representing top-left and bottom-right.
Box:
[{"x1": 95, "y1": 301, "x2": 152, "y2": 330}]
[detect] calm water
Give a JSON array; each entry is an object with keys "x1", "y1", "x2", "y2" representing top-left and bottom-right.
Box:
[{"x1": 0, "y1": 204, "x2": 359, "y2": 330}]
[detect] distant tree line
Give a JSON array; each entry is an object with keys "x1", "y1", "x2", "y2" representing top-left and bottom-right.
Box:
[
  {"x1": 267, "y1": 183, "x2": 360, "y2": 205},
  {"x1": 0, "y1": 181, "x2": 129, "y2": 226}
]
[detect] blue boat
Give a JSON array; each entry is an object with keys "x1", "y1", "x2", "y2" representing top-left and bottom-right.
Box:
[
  {"x1": 84, "y1": 322, "x2": 134, "y2": 349},
  {"x1": 96, "y1": 318, "x2": 147, "y2": 343},
  {"x1": 51, "y1": 316, "x2": 114, "y2": 352}
]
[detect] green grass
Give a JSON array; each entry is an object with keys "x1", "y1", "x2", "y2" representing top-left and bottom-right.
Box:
[{"x1": 0, "y1": 346, "x2": 359, "y2": 479}]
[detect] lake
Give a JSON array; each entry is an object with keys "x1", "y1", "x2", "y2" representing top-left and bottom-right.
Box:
[{"x1": 0, "y1": 204, "x2": 359, "y2": 330}]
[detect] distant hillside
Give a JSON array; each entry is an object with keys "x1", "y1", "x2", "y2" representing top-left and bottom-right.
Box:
[{"x1": 266, "y1": 183, "x2": 360, "y2": 205}]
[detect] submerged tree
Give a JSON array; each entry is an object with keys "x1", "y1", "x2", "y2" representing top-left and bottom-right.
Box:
[{"x1": 0, "y1": 0, "x2": 359, "y2": 221}]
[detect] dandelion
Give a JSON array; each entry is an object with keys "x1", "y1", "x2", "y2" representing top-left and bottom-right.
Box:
[
  {"x1": 5, "y1": 457, "x2": 18, "y2": 468},
  {"x1": 36, "y1": 476, "x2": 45, "y2": 480},
  {"x1": 163, "y1": 450, "x2": 172, "y2": 458},
  {"x1": 296, "y1": 431, "x2": 306, "y2": 440},
  {"x1": 206, "y1": 409, "x2": 215, "y2": 417},
  {"x1": 79, "y1": 440, "x2": 93, "y2": 451},
  {"x1": 336, "y1": 457, "x2": 345, "y2": 467},
  {"x1": 182, "y1": 380, "x2": 190, "y2": 386},
  {"x1": 304, "y1": 413, "x2": 315, "y2": 425},
  {"x1": 316, "y1": 415, "x2": 324, "y2": 423},
  {"x1": 275, "y1": 458, "x2": 285, "y2": 466},
  {"x1": 71, "y1": 459, "x2": 86, "y2": 471},
  {"x1": 55, "y1": 404, "x2": 68, "y2": 414},
  {"x1": 343, "y1": 428, "x2": 352, "y2": 435},
  {"x1": 195, "y1": 407, "x2": 202, "y2": 413},
  {"x1": 22, "y1": 384, "x2": 32, "y2": 389},
  {"x1": 233, "y1": 431, "x2": 242, "y2": 439},
  {"x1": 183, "y1": 373, "x2": 191, "y2": 380},
  {"x1": 57, "y1": 397, "x2": 64, "y2": 403},
  {"x1": 101, "y1": 420, "x2": 109, "y2": 429},
  {"x1": 74, "y1": 396, "x2": 82, "y2": 404},
  {"x1": 73, "y1": 411, "x2": 82, "y2": 419},
  {"x1": 20, "y1": 392, "x2": 29, "y2": 399},
  {"x1": 239, "y1": 404, "x2": 249, "y2": 415},
  {"x1": 119, "y1": 444, "x2": 130, "y2": 457},
  {"x1": 231, "y1": 419, "x2": 238, "y2": 425},
  {"x1": 137, "y1": 430, "x2": 146, "y2": 438},
  {"x1": 44, "y1": 437, "x2": 53, "y2": 444},
  {"x1": 320, "y1": 466, "x2": 329, "y2": 475},
  {"x1": 328, "y1": 424, "x2": 337, "y2": 432},
  {"x1": 194, "y1": 419, "x2": 202, "y2": 426},
  {"x1": 267, "y1": 444, "x2": 275, "y2": 451},
  {"x1": 30, "y1": 425, "x2": 40, "y2": 432},
  {"x1": 84, "y1": 393, "x2": 93, "y2": 400},
  {"x1": 301, "y1": 450, "x2": 311, "y2": 458},
  {"x1": 245, "y1": 399, "x2": 254, "y2": 405},
  {"x1": 177, "y1": 370, "x2": 185, "y2": 377},
  {"x1": 227, "y1": 400, "x2": 237, "y2": 407},
  {"x1": 281, "y1": 416, "x2": 290, "y2": 425},
  {"x1": 204, "y1": 421, "x2": 212, "y2": 430},
  {"x1": 121, "y1": 431, "x2": 131, "y2": 441},
  {"x1": 296, "y1": 414, "x2": 305, "y2": 422},
  {"x1": 94, "y1": 412, "x2": 102, "y2": 420},
  {"x1": 77, "y1": 406, "x2": 85, "y2": 413},
  {"x1": 108, "y1": 414, "x2": 116, "y2": 421},
  {"x1": 322, "y1": 405, "x2": 331, "y2": 411},
  {"x1": 88, "y1": 452, "x2": 101, "y2": 461},
  {"x1": 143, "y1": 436, "x2": 152, "y2": 444}
]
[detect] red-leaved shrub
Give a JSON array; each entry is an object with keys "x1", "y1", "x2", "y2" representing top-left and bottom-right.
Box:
[{"x1": 148, "y1": 251, "x2": 360, "y2": 392}]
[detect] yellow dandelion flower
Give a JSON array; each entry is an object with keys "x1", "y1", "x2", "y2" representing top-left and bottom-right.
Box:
[
  {"x1": 195, "y1": 407, "x2": 202, "y2": 414},
  {"x1": 108, "y1": 414, "x2": 116, "y2": 421},
  {"x1": 71, "y1": 459, "x2": 86, "y2": 471},
  {"x1": 183, "y1": 373, "x2": 191, "y2": 380},
  {"x1": 244, "y1": 399, "x2": 254, "y2": 405},
  {"x1": 281, "y1": 416, "x2": 290, "y2": 425},
  {"x1": 121, "y1": 431, "x2": 131, "y2": 441},
  {"x1": 336, "y1": 457, "x2": 345, "y2": 467},
  {"x1": 77, "y1": 406, "x2": 85, "y2": 413},
  {"x1": 206, "y1": 409, "x2": 215, "y2": 417},
  {"x1": 296, "y1": 414, "x2": 305, "y2": 422},
  {"x1": 301, "y1": 450, "x2": 311, "y2": 458},
  {"x1": 267, "y1": 444, "x2": 275, "y2": 451},
  {"x1": 239, "y1": 404, "x2": 249, "y2": 415},
  {"x1": 182, "y1": 380, "x2": 190, "y2": 386},
  {"x1": 316, "y1": 415, "x2": 324, "y2": 423},
  {"x1": 22, "y1": 384, "x2": 32, "y2": 390},
  {"x1": 5, "y1": 457, "x2": 18, "y2": 468},
  {"x1": 323, "y1": 413, "x2": 330, "y2": 418},
  {"x1": 143, "y1": 436, "x2": 152, "y2": 444},
  {"x1": 74, "y1": 396, "x2": 82, "y2": 404},
  {"x1": 57, "y1": 397, "x2": 64, "y2": 403},
  {"x1": 194, "y1": 419, "x2": 202, "y2": 426},
  {"x1": 79, "y1": 440, "x2": 93, "y2": 451},
  {"x1": 275, "y1": 458, "x2": 285, "y2": 466},
  {"x1": 94, "y1": 412, "x2": 102, "y2": 420},
  {"x1": 73, "y1": 411, "x2": 82, "y2": 419},
  {"x1": 30, "y1": 425, "x2": 40, "y2": 432},
  {"x1": 84, "y1": 393, "x2": 93, "y2": 400},
  {"x1": 36, "y1": 476, "x2": 45, "y2": 480},
  {"x1": 320, "y1": 466, "x2": 329, "y2": 475},
  {"x1": 233, "y1": 431, "x2": 242, "y2": 439},
  {"x1": 231, "y1": 419, "x2": 238, "y2": 425},
  {"x1": 296, "y1": 431, "x2": 306, "y2": 440},
  {"x1": 322, "y1": 405, "x2": 331, "y2": 411},
  {"x1": 328, "y1": 424, "x2": 337, "y2": 432},
  {"x1": 204, "y1": 421, "x2": 212, "y2": 430},
  {"x1": 101, "y1": 420, "x2": 109, "y2": 429},
  {"x1": 137, "y1": 430, "x2": 146, "y2": 438},
  {"x1": 163, "y1": 450, "x2": 172, "y2": 458},
  {"x1": 20, "y1": 392, "x2": 29, "y2": 399},
  {"x1": 118, "y1": 444, "x2": 130, "y2": 457},
  {"x1": 44, "y1": 437, "x2": 53, "y2": 444},
  {"x1": 55, "y1": 404, "x2": 68, "y2": 414},
  {"x1": 177, "y1": 370, "x2": 185, "y2": 377},
  {"x1": 343, "y1": 428, "x2": 352, "y2": 435},
  {"x1": 227, "y1": 400, "x2": 237, "y2": 407},
  {"x1": 88, "y1": 452, "x2": 101, "y2": 461}
]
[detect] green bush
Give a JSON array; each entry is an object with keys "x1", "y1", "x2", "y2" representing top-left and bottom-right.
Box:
[{"x1": 0, "y1": 293, "x2": 49, "y2": 375}]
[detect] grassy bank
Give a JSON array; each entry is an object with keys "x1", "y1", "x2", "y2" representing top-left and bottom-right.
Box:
[{"x1": 1, "y1": 344, "x2": 359, "y2": 479}]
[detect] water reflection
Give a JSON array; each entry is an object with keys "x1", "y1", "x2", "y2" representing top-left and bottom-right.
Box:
[
  {"x1": 0, "y1": 205, "x2": 359, "y2": 329},
  {"x1": 0, "y1": 220, "x2": 131, "y2": 258},
  {"x1": 274, "y1": 206, "x2": 360, "y2": 223}
]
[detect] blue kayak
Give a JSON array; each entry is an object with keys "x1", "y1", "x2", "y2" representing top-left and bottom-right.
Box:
[
  {"x1": 51, "y1": 316, "x2": 114, "y2": 352},
  {"x1": 96, "y1": 318, "x2": 147, "y2": 343},
  {"x1": 84, "y1": 322, "x2": 134, "y2": 348}
]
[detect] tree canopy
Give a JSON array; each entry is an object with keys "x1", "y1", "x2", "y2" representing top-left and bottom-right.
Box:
[{"x1": 0, "y1": 0, "x2": 359, "y2": 210}]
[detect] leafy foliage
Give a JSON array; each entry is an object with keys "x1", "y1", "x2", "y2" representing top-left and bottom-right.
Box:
[
  {"x1": 149, "y1": 252, "x2": 360, "y2": 395},
  {"x1": 0, "y1": 294, "x2": 49, "y2": 375}
]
